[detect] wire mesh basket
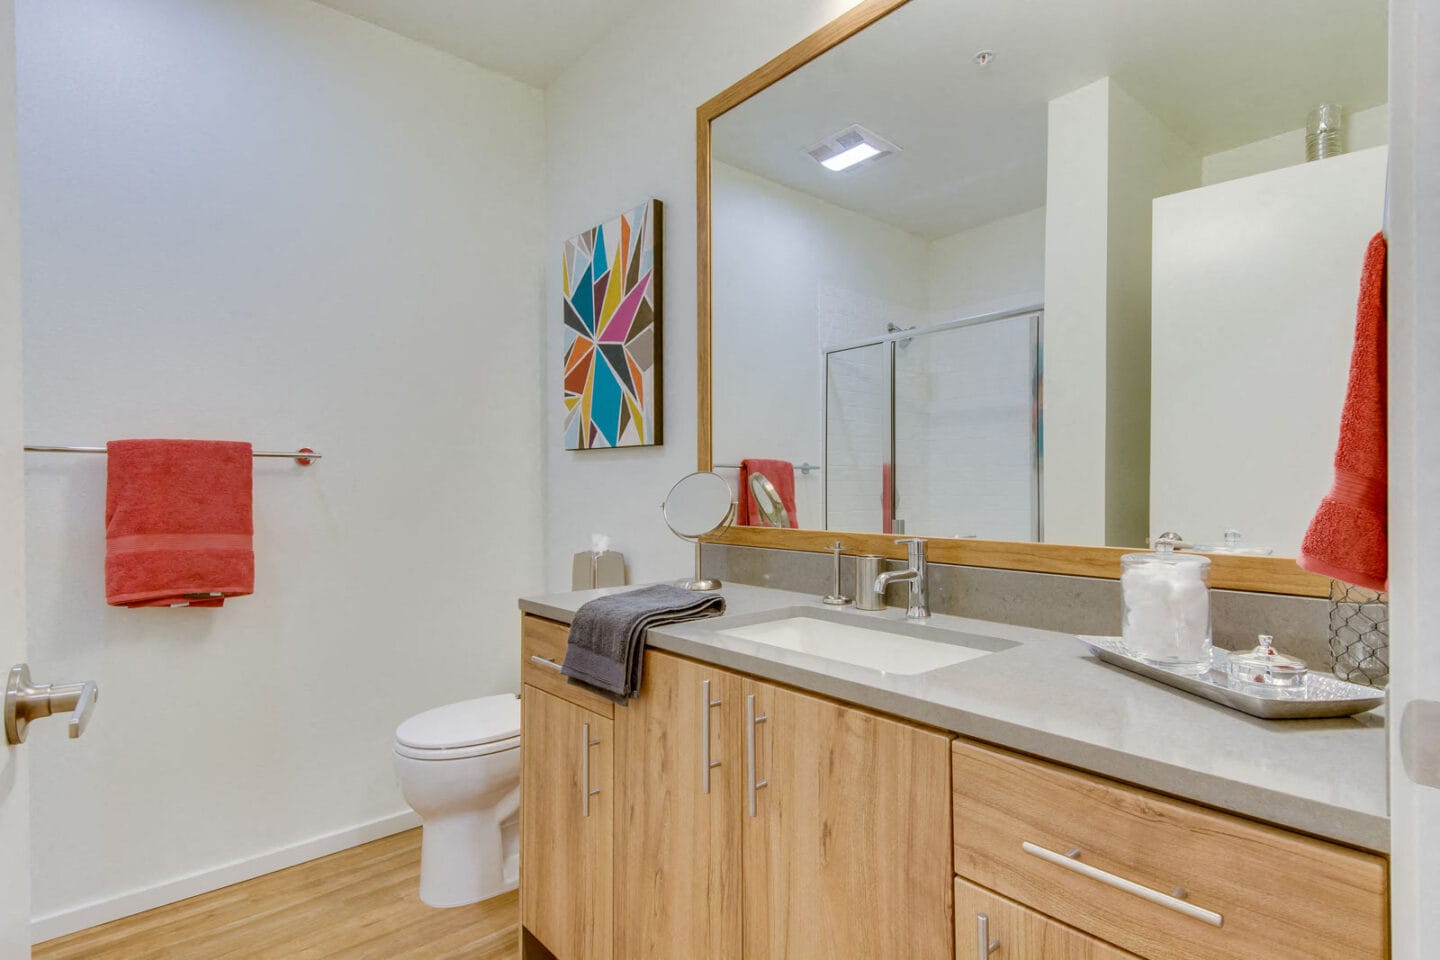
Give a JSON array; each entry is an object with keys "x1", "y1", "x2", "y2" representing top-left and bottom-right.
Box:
[{"x1": 1327, "y1": 580, "x2": 1388, "y2": 687}]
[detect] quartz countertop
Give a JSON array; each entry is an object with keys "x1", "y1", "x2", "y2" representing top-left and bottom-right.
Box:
[{"x1": 518, "y1": 583, "x2": 1389, "y2": 853}]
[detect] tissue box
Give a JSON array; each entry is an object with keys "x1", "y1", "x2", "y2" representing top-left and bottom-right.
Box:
[{"x1": 572, "y1": 550, "x2": 626, "y2": 590}]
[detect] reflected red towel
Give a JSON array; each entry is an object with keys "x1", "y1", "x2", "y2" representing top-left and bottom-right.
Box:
[
  {"x1": 105, "y1": 440, "x2": 255, "y2": 607},
  {"x1": 1298, "y1": 232, "x2": 1388, "y2": 592},
  {"x1": 738, "y1": 459, "x2": 797, "y2": 527}
]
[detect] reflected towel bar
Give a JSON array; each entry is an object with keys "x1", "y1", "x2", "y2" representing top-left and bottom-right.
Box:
[
  {"x1": 24, "y1": 444, "x2": 321, "y2": 464},
  {"x1": 716, "y1": 461, "x2": 820, "y2": 476}
]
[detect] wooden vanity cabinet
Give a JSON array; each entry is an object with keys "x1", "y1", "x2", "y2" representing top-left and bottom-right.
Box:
[
  {"x1": 952, "y1": 739, "x2": 1389, "y2": 960},
  {"x1": 519, "y1": 683, "x2": 613, "y2": 960},
  {"x1": 613, "y1": 648, "x2": 954, "y2": 960},
  {"x1": 955, "y1": 878, "x2": 1141, "y2": 960},
  {"x1": 614, "y1": 650, "x2": 745, "y2": 960},
  {"x1": 518, "y1": 614, "x2": 1387, "y2": 960},
  {"x1": 741, "y1": 676, "x2": 954, "y2": 960}
]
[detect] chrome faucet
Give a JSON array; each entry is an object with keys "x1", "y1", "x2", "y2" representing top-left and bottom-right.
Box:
[{"x1": 872, "y1": 537, "x2": 929, "y2": 620}]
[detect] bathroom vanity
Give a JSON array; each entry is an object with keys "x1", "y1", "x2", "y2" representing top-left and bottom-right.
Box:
[{"x1": 515, "y1": 585, "x2": 1388, "y2": 960}]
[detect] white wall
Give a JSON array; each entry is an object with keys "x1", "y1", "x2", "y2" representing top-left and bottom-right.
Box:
[
  {"x1": 925, "y1": 207, "x2": 1046, "y2": 323},
  {"x1": 711, "y1": 160, "x2": 925, "y2": 528},
  {"x1": 1151, "y1": 147, "x2": 1387, "y2": 555},
  {"x1": 1043, "y1": 77, "x2": 1200, "y2": 547},
  {"x1": 1042, "y1": 79, "x2": 1115, "y2": 546},
  {"x1": 1202, "y1": 103, "x2": 1389, "y2": 186},
  {"x1": 0, "y1": 0, "x2": 31, "y2": 953},
  {"x1": 1386, "y1": 0, "x2": 1440, "y2": 954},
  {"x1": 17, "y1": 0, "x2": 544, "y2": 937},
  {"x1": 1103, "y1": 82, "x2": 1202, "y2": 548},
  {"x1": 543, "y1": 0, "x2": 875, "y2": 588}
]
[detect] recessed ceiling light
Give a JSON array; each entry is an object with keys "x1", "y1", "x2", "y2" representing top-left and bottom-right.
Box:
[
  {"x1": 822, "y1": 143, "x2": 881, "y2": 172},
  {"x1": 973, "y1": 49, "x2": 995, "y2": 66},
  {"x1": 805, "y1": 124, "x2": 901, "y2": 175}
]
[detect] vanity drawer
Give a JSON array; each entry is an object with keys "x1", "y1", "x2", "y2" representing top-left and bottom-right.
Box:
[
  {"x1": 952, "y1": 739, "x2": 1387, "y2": 960},
  {"x1": 521, "y1": 614, "x2": 613, "y2": 718},
  {"x1": 955, "y1": 877, "x2": 1140, "y2": 960}
]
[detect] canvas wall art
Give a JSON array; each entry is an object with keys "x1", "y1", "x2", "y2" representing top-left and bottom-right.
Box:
[{"x1": 562, "y1": 199, "x2": 662, "y2": 449}]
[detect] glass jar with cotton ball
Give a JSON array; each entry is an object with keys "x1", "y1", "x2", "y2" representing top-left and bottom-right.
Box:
[{"x1": 1120, "y1": 536, "x2": 1212, "y2": 674}]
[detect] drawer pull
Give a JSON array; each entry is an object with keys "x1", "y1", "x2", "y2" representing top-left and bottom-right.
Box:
[
  {"x1": 1021, "y1": 841, "x2": 1223, "y2": 927},
  {"x1": 529, "y1": 655, "x2": 564, "y2": 672},
  {"x1": 976, "y1": 913, "x2": 999, "y2": 956}
]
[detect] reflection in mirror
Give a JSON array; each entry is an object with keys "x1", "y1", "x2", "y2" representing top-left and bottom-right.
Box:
[
  {"x1": 747, "y1": 472, "x2": 792, "y2": 529},
  {"x1": 709, "y1": 0, "x2": 1387, "y2": 557},
  {"x1": 662, "y1": 471, "x2": 736, "y2": 590}
]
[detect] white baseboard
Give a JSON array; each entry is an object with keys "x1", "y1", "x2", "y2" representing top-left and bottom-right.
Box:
[{"x1": 30, "y1": 809, "x2": 422, "y2": 945}]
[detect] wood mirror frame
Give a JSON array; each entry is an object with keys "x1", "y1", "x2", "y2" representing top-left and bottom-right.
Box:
[{"x1": 694, "y1": 0, "x2": 1330, "y2": 598}]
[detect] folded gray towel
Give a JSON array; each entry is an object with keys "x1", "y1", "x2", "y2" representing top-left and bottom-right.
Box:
[{"x1": 562, "y1": 584, "x2": 726, "y2": 699}]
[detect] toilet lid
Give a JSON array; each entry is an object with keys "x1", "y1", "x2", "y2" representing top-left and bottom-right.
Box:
[{"x1": 396, "y1": 694, "x2": 521, "y2": 751}]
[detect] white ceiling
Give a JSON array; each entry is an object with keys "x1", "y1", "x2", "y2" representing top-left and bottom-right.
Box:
[
  {"x1": 712, "y1": 0, "x2": 1388, "y2": 239},
  {"x1": 309, "y1": 0, "x2": 651, "y2": 86}
]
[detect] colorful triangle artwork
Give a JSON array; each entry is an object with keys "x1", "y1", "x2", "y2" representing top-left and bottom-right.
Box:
[{"x1": 561, "y1": 200, "x2": 662, "y2": 450}]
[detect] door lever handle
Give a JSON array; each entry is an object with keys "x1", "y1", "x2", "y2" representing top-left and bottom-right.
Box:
[{"x1": 5, "y1": 664, "x2": 100, "y2": 745}]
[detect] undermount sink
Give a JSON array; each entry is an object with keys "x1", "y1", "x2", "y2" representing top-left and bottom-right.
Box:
[{"x1": 715, "y1": 607, "x2": 1015, "y2": 675}]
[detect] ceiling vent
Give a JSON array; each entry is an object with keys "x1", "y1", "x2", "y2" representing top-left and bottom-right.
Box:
[{"x1": 805, "y1": 123, "x2": 901, "y2": 173}]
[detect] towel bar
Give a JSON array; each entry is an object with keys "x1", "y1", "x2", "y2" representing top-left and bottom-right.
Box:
[{"x1": 24, "y1": 444, "x2": 321, "y2": 464}]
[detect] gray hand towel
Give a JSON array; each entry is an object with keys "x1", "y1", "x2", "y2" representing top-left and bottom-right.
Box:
[{"x1": 562, "y1": 584, "x2": 726, "y2": 699}]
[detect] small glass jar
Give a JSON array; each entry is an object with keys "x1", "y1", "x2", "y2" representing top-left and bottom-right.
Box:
[
  {"x1": 1227, "y1": 635, "x2": 1309, "y2": 690},
  {"x1": 1121, "y1": 540, "x2": 1212, "y2": 673}
]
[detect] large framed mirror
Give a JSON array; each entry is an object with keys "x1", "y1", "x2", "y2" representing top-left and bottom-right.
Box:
[{"x1": 696, "y1": 0, "x2": 1387, "y2": 597}]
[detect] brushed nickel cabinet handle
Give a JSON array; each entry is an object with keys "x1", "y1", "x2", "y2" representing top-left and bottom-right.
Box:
[
  {"x1": 580, "y1": 722, "x2": 601, "y2": 817},
  {"x1": 1021, "y1": 841, "x2": 1223, "y2": 927},
  {"x1": 701, "y1": 679, "x2": 722, "y2": 794},
  {"x1": 5, "y1": 664, "x2": 100, "y2": 745},
  {"x1": 745, "y1": 693, "x2": 769, "y2": 817},
  {"x1": 528, "y1": 655, "x2": 564, "y2": 672},
  {"x1": 976, "y1": 913, "x2": 998, "y2": 956}
]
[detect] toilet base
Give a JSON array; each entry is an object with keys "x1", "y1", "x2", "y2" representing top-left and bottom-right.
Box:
[{"x1": 417, "y1": 809, "x2": 520, "y2": 908}]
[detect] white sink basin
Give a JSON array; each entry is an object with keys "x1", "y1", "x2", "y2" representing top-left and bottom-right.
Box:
[{"x1": 717, "y1": 610, "x2": 1012, "y2": 676}]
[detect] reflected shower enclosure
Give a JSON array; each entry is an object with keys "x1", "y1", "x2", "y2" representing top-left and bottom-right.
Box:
[{"x1": 823, "y1": 307, "x2": 1042, "y2": 540}]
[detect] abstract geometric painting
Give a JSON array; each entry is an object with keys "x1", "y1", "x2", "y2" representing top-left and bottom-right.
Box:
[{"x1": 562, "y1": 199, "x2": 663, "y2": 449}]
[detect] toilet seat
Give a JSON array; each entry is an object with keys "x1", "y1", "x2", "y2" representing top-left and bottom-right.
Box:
[
  {"x1": 394, "y1": 734, "x2": 520, "y2": 761},
  {"x1": 395, "y1": 694, "x2": 521, "y2": 761}
]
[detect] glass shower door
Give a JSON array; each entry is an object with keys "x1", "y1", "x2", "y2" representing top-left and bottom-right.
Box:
[
  {"x1": 892, "y1": 312, "x2": 1040, "y2": 541},
  {"x1": 824, "y1": 342, "x2": 890, "y2": 532}
]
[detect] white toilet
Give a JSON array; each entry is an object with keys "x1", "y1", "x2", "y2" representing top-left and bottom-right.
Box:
[{"x1": 393, "y1": 694, "x2": 522, "y2": 908}]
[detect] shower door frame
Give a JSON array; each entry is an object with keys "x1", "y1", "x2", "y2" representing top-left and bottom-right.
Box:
[{"x1": 821, "y1": 304, "x2": 1045, "y2": 541}]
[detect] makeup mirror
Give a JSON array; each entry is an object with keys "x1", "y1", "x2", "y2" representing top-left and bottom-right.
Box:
[{"x1": 662, "y1": 471, "x2": 736, "y2": 590}]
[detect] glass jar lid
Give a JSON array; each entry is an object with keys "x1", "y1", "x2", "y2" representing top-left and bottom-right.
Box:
[
  {"x1": 1227, "y1": 635, "x2": 1308, "y2": 688},
  {"x1": 1122, "y1": 534, "x2": 1211, "y2": 569}
]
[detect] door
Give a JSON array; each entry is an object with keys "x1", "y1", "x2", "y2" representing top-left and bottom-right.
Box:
[
  {"x1": 892, "y1": 312, "x2": 1041, "y2": 541},
  {"x1": 741, "y1": 679, "x2": 953, "y2": 960},
  {"x1": 1388, "y1": 2, "x2": 1440, "y2": 955},
  {"x1": 615, "y1": 650, "x2": 743, "y2": 960},
  {"x1": 519, "y1": 685, "x2": 612, "y2": 960},
  {"x1": 0, "y1": 0, "x2": 30, "y2": 953},
  {"x1": 824, "y1": 341, "x2": 890, "y2": 532}
]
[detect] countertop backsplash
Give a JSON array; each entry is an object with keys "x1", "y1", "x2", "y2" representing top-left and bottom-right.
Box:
[{"x1": 701, "y1": 542, "x2": 1346, "y2": 670}]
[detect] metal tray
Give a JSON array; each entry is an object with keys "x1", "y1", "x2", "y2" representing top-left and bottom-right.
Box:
[{"x1": 1077, "y1": 636, "x2": 1386, "y2": 719}]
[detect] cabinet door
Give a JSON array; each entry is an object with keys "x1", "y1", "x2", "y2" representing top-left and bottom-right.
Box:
[
  {"x1": 742, "y1": 679, "x2": 953, "y2": 960},
  {"x1": 520, "y1": 685, "x2": 612, "y2": 960},
  {"x1": 615, "y1": 650, "x2": 744, "y2": 960},
  {"x1": 955, "y1": 878, "x2": 1140, "y2": 960}
]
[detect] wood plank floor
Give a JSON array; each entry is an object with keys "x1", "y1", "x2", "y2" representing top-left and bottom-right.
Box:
[{"x1": 33, "y1": 829, "x2": 519, "y2": 960}]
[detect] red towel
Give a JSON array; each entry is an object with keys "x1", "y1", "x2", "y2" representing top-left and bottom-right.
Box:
[
  {"x1": 738, "y1": 459, "x2": 797, "y2": 527},
  {"x1": 105, "y1": 440, "x2": 255, "y2": 607},
  {"x1": 1298, "y1": 232, "x2": 1387, "y2": 592}
]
